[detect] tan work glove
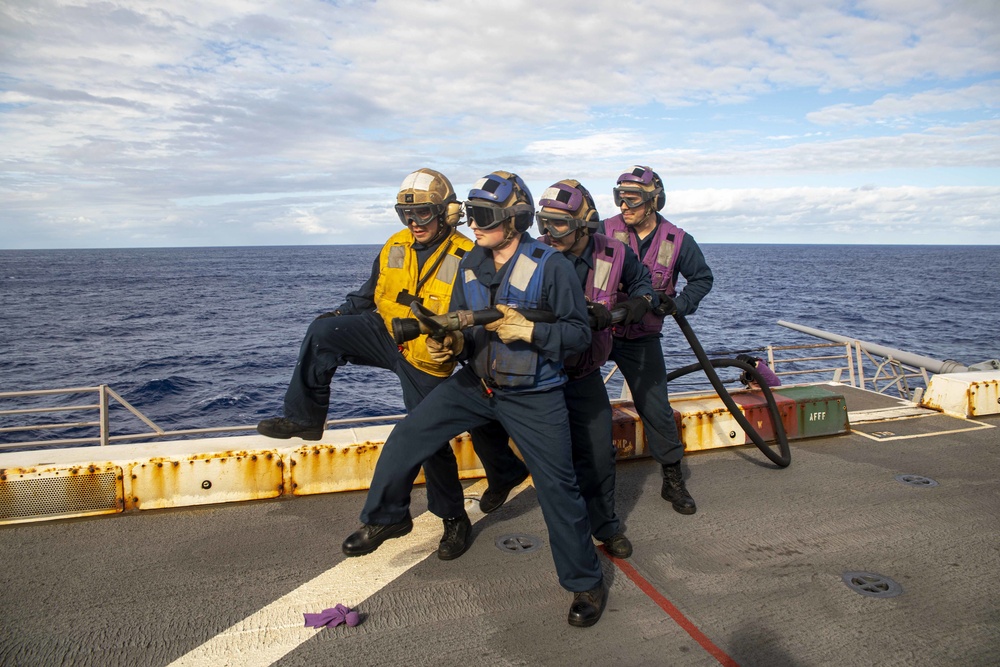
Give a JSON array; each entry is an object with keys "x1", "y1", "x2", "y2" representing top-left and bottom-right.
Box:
[
  {"x1": 484, "y1": 304, "x2": 535, "y2": 344},
  {"x1": 425, "y1": 331, "x2": 464, "y2": 363}
]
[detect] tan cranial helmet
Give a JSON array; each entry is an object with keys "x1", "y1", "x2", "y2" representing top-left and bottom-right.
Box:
[
  {"x1": 395, "y1": 168, "x2": 463, "y2": 227},
  {"x1": 536, "y1": 179, "x2": 600, "y2": 239},
  {"x1": 614, "y1": 165, "x2": 666, "y2": 211}
]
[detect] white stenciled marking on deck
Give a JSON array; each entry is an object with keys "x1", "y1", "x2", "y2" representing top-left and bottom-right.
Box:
[{"x1": 169, "y1": 478, "x2": 526, "y2": 667}]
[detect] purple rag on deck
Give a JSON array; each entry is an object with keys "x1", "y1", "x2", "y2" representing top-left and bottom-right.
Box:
[{"x1": 304, "y1": 604, "x2": 361, "y2": 628}]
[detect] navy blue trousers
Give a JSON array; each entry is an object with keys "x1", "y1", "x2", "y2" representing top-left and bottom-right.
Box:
[
  {"x1": 281, "y1": 311, "x2": 465, "y2": 519},
  {"x1": 565, "y1": 370, "x2": 620, "y2": 541},
  {"x1": 608, "y1": 335, "x2": 684, "y2": 465},
  {"x1": 474, "y1": 369, "x2": 620, "y2": 541},
  {"x1": 361, "y1": 365, "x2": 603, "y2": 593}
]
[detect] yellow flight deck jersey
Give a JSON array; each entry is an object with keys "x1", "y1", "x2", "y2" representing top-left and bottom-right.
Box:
[{"x1": 373, "y1": 228, "x2": 475, "y2": 377}]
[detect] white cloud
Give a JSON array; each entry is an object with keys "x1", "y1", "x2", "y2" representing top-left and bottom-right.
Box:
[
  {"x1": 668, "y1": 185, "x2": 1000, "y2": 244},
  {"x1": 808, "y1": 81, "x2": 1000, "y2": 125},
  {"x1": 0, "y1": 0, "x2": 998, "y2": 247}
]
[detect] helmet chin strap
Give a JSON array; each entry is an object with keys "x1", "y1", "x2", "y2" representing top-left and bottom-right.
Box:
[
  {"x1": 428, "y1": 215, "x2": 449, "y2": 244},
  {"x1": 570, "y1": 227, "x2": 589, "y2": 252},
  {"x1": 627, "y1": 202, "x2": 656, "y2": 230},
  {"x1": 493, "y1": 220, "x2": 519, "y2": 252}
]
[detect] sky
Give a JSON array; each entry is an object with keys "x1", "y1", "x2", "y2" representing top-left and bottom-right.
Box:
[{"x1": 1, "y1": 0, "x2": 998, "y2": 249}]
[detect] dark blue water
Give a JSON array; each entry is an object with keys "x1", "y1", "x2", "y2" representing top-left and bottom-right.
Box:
[{"x1": 2, "y1": 245, "x2": 997, "y2": 444}]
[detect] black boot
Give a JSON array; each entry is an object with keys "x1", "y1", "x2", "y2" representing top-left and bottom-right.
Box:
[
  {"x1": 341, "y1": 517, "x2": 413, "y2": 556},
  {"x1": 479, "y1": 470, "x2": 529, "y2": 513},
  {"x1": 256, "y1": 417, "x2": 323, "y2": 441},
  {"x1": 661, "y1": 462, "x2": 696, "y2": 515},
  {"x1": 568, "y1": 580, "x2": 607, "y2": 627},
  {"x1": 602, "y1": 532, "x2": 633, "y2": 559},
  {"x1": 437, "y1": 512, "x2": 472, "y2": 561}
]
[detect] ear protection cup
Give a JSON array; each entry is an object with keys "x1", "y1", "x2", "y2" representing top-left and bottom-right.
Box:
[
  {"x1": 511, "y1": 203, "x2": 535, "y2": 233},
  {"x1": 578, "y1": 183, "x2": 601, "y2": 230},
  {"x1": 444, "y1": 201, "x2": 463, "y2": 227},
  {"x1": 651, "y1": 170, "x2": 666, "y2": 211}
]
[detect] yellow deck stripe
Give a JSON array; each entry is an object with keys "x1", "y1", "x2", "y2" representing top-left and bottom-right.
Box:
[{"x1": 168, "y1": 478, "x2": 525, "y2": 667}]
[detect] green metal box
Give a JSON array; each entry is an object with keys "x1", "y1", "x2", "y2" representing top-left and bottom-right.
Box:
[{"x1": 773, "y1": 386, "x2": 850, "y2": 438}]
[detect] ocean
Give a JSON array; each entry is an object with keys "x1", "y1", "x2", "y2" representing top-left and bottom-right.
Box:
[{"x1": 2, "y1": 244, "x2": 998, "y2": 445}]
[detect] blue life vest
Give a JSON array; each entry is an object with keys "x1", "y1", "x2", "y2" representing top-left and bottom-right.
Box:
[{"x1": 462, "y1": 240, "x2": 565, "y2": 390}]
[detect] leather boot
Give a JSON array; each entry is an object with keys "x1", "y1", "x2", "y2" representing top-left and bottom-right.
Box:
[
  {"x1": 602, "y1": 532, "x2": 633, "y2": 559},
  {"x1": 661, "y1": 462, "x2": 697, "y2": 515},
  {"x1": 437, "y1": 513, "x2": 472, "y2": 561},
  {"x1": 479, "y1": 470, "x2": 529, "y2": 513},
  {"x1": 342, "y1": 517, "x2": 413, "y2": 556},
  {"x1": 256, "y1": 417, "x2": 323, "y2": 441},
  {"x1": 568, "y1": 580, "x2": 607, "y2": 627}
]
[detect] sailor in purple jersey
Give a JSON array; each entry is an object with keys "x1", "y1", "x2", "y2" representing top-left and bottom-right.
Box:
[{"x1": 599, "y1": 166, "x2": 714, "y2": 515}]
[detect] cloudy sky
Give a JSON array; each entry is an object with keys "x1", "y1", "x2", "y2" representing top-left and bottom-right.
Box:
[{"x1": 2, "y1": 0, "x2": 998, "y2": 248}]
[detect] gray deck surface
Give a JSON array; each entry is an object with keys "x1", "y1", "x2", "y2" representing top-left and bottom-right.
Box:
[{"x1": 2, "y1": 393, "x2": 998, "y2": 667}]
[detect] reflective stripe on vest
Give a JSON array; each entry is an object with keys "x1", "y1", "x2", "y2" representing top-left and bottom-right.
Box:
[
  {"x1": 374, "y1": 228, "x2": 474, "y2": 377},
  {"x1": 463, "y1": 241, "x2": 564, "y2": 390},
  {"x1": 603, "y1": 214, "x2": 686, "y2": 339},
  {"x1": 540, "y1": 234, "x2": 627, "y2": 379}
]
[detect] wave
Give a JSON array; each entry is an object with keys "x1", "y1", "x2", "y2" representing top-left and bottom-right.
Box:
[{"x1": 2, "y1": 244, "x2": 997, "y2": 438}]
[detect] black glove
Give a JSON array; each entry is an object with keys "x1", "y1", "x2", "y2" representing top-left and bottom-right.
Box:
[
  {"x1": 588, "y1": 302, "x2": 612, "y2": 330},
  {"x1": 314, "y1": 309, "x2": 343, "y2": 320},
  {"x1": 619, "y1": 296, "x2": 651, "y2": 326},
  {"x1": 652, "y1": 295, "x2": 676, "y2": 317},
  {"x1": 736, "y1": 354, "x2": 758, "y2": 385}
]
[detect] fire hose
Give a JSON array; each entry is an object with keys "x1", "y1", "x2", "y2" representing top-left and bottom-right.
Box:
[{"x1": 392, "y1": 299, "x2": 791, "y2": 467}]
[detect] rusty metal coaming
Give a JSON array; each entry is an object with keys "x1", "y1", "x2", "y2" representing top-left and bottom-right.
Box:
[{"x1": 128, "y1": 449, "x2": 282, "y2": 511}]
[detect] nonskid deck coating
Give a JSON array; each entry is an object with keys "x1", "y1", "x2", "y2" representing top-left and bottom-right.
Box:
[{"x1": 2, "y1": 403, "x2": 998, "y2": 667}]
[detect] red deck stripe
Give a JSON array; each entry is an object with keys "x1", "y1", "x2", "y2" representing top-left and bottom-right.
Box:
[{"x1": 604, "y1": 549, "x2": 740, "y2": 667}]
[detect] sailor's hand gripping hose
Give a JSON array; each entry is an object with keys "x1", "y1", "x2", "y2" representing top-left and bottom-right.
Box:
[{"x1": 392, "y1": 302, "x2": 609, "y2": 345}]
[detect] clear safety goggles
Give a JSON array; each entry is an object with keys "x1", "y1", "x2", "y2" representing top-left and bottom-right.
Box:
[
  {"x1": 394, "y1": 203, "x2": 441, "y2": 227},
  {"x1": 536, "y1": 211, "x2": 584, "y2": 239},
  {"x1": 612, "y1": 187, "x2": 655, "y2": 209}
]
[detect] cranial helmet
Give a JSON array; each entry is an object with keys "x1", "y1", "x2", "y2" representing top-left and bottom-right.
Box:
[
  {"x1": 465, "y1": 170, "x2": 535, "y2": 233},
  {"x1": 536, "y1": 179, "x2": 600, "y2": 239},
  {"x1": 395, "y1": 168, "x2": 463, "y2": 227},
  {"x1": 613, "y1": 165, "x2": 665, "y2": 211}
]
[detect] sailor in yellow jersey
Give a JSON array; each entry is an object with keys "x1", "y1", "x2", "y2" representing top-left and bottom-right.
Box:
[{"x1": 257, "y1": 168, "x2": 477, "y2": 560}]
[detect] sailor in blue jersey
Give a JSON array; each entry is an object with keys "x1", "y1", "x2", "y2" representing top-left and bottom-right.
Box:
[
  {"x1": 600, "y1": 166, "x2": 714, "y2": 515},
  {"x1": 473, "y1": 179, "x2": 655, "y2": 561},
  {"x1": 256, "y1": 169, "x2": 476, "y2": 561},
  {"x1": 341, "y1": 171, "x2": 609, "y2": 628}
]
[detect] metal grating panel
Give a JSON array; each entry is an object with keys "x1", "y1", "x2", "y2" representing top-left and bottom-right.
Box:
[{"x1": 0, "y1": 468, "x2": 122, "y2": 523}]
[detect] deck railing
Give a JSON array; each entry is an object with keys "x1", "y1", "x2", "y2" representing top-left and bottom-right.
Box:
[
  {"x1": 0, "y1": 386, "x2": 404, "y2": 451},
  {"x1": 1, "y1": 341, "x2": 932, "y2": 450},
  {"x1": 614, "y1": 340, "x2": 929, "y2": 401},
  {"x1": 766, "y1": 340, "x2": 928, "y2": 399}
]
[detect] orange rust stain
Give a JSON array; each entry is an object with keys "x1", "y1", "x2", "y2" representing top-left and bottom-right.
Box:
[
  {"x1": 611, "y1": 407, "x2": 638, "y2": 459},
  {"x1": 131, "y1": 452, "x2": 282, "y2": 508},
  {"x1": 290, "y1": 444, "x2": 383, "y2": 496},
  {"x1": 681, "y1": 409, "x2": 734, "y2": 451}
]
